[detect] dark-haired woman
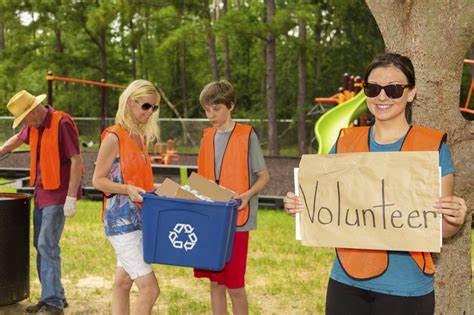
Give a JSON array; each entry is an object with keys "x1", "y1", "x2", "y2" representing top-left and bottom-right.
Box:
[{"x1": 284, "y1": 53, "x2": 467, "y2": 314}]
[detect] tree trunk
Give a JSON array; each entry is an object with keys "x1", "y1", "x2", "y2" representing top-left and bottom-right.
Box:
[
  {"x1": 99, "y1": 27, "x2": 107, "y2": 79},
  {"x1": 297, "y1": 19, "x2": 308, "y2": 155},
  {"x1": 55, "y1": 29, "x2": 63, "y2": 54},
  {"x1": 99, "y1": 26, "x2": 108, "y2": 114},
  {"x1": 222, "y1": 0, "x2": 231, "y2": 81},
  {"x1": 54, "y1": 27, "x2": 71, "y2": 112},
  {"x1": 0, "y1": 21, "x2": 4, "y2": 49},
  {"x1": 144, "y1": 11, "x2": 149, "y2": 80},
  {"x1": 180, "y1": 40, "x2": 188, "y2": 145},
  {"x1": 265, "y1": 0, "x2": 279, "y2": 156},
  {"x1": 204, "y1": 0, "x2": 219, "y2": 81},
  {"x1": 366, "y1": 1, "x2": 474, "y2": 313},
  {"x1": 130, "y1": 19, "x2": 137, "y2": 80},
  {"x1": 207, "y1": 30, "x2": 219, "y2": 81}
]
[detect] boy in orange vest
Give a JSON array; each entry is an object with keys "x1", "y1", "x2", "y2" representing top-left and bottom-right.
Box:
[{"x1": 194, "y1": 80, "x2": 270, "y2": 314}]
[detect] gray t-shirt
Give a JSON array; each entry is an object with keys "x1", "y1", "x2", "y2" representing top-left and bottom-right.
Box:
[{"x1": 214, "y1": 129, "x2": 266, "y2": 231}]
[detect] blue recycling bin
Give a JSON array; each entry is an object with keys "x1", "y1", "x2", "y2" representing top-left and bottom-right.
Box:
[{"x1": 142, "y1": 193, "x2": 238, "y2": 271}]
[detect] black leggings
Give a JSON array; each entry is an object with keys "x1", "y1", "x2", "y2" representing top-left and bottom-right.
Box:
[{"x1": 325, "y1": 278, "x2": 434, "y2": 315}]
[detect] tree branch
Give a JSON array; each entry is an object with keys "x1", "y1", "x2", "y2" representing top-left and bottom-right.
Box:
[{"x1": 157, "y1": 87, "x2": 197, "y2": 147}]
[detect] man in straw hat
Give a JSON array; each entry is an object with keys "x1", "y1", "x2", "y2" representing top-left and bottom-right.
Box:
[{"x1": 0, "y1": 90, "x2": 83, "y2": 314}]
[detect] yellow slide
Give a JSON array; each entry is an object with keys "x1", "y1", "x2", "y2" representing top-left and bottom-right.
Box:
[{"x1": 314, "y1": 90, "x2": 367, "y2": 154}]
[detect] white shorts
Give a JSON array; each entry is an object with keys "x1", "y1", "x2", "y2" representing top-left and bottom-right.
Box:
[{"x1": 108, "y1": 230, "x2": 153, "y2": 280}]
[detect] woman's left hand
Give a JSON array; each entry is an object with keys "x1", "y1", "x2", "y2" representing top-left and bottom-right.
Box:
[{"x1": 435, "y1": 196, "x2": 467, "y2": 226}]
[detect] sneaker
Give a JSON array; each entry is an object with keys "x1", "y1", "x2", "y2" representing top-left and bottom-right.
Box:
[
  {"x1": 26, "y1": 302, "x2": 64, "y2": 314},
  {"x1": 37, "y1": 304, "x2": 64, "y2": 314}
]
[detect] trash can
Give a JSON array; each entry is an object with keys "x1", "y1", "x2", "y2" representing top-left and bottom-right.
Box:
[
  {"x1": 0, "y1": 193, "x2": 31, "y2": 306},
  {"x1": 142, "y1": 194, "x2": 238, "y2": 271}
]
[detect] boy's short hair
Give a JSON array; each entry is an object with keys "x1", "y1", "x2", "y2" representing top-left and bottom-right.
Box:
[{"x1": 199, "y1": 80, "x2": 235, "y2": 109}]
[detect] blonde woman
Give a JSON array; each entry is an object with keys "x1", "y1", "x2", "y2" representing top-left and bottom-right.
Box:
[{"x1": 93, "y1": 80, "x2": 160, "y2": 314}]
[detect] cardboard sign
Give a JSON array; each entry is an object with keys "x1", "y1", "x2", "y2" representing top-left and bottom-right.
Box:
[{"x1": 298, "y1": 151, "x2": 441, "y2": 253}]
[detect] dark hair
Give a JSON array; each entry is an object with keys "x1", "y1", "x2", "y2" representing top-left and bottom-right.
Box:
[
  {"x1": 364, "y1": 53, "x2": 416, "y2": 123},
  {"x1": 199, "y1": 80, "x2": 235, "y2": 109}
]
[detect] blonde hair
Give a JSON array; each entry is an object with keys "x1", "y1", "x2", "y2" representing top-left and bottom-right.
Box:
[{"x1": 115, "y1": 79, "x2": 160, "y2": 144}]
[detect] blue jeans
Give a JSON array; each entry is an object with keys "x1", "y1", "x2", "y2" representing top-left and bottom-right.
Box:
[{"x1": 33, "y1": 205, "x2": 65, "y2": 309}]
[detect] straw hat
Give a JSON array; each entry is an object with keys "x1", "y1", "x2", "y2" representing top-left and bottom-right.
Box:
[{"x1": 6, "y1": 90, "x2": 46, "y2": 128}]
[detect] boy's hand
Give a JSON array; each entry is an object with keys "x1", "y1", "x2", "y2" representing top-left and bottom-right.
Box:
[
  {"x1": 283, "y1": 192, "x2": 304, "y2": 216},
  {"x1": 235, "y1": 191, "x2": 251, "y2": 210}
]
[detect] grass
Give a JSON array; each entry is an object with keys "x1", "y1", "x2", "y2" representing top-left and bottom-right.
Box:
[
  {"x1": 0, "y1": 191, "x2": 470, "y2": 313},
  {"x1": 0, "y1": 196, "x2": 334, "y2": 314}
]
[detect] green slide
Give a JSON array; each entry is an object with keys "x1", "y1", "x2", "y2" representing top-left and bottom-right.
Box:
[{"x1": 314, "y1": 90, "x2": 367, "y2": 154}]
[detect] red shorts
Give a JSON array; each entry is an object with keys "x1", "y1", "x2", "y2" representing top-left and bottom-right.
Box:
[{"x1": 194, "y1": 231, "x2": 249, "y2": 289}]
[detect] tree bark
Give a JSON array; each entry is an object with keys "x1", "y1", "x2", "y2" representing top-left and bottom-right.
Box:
[
  {"x1": 0, "y1": 21, "x2": 4, "y2": 49},
  {"x1": 265, "y1": 0, "x2": 279, "y2": 156},
  {"x1": 366, "y1": 0, "x2": 474, "y2": 313},
  {"x1": 98, "y1": 28, "x2": 107, "y2": 78},
  {"x1": 180, "y1": 40, "x2": 189, "y2": 145},
  {"x1": 297, "y1": 19, "x2": 308, "y2": 155},
  {"x1": 207, "y1": 31, "x2": 219, "y2": 81},
  {"x1": 129, "y1": 19, "x2": 137, "y2": 80},
  {"x1": 222, "y1": 0, "x2": 231, "y2": 81},
  {"x1": 55, "y1": 29, "x2": 63, "y2": 54},
  {"x1": 204, "y1": 0, "x2": 219, "y2": 81},
  {"x1": 98, "y1": 25, "x2": 108, "y2": 114}
]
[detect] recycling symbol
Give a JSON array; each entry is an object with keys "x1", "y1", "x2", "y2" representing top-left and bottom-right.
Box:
[{"x1": 168, "y1": 223, "x2": 198, "y2": 251}]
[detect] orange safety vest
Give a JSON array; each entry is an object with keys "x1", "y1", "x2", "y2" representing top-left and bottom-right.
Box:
[
  {"x1": 101, "y1": 125, "x2": 154, "y2": 215},
  {"x1": 335, "y1": 125, "x2": 446, "y2": 280},
  {"x1": 198, "y1": 123, "x2": 252, "y2": 227},
  {"x1": 29, "y1": 111, "x2": 79, "y2": 190}
]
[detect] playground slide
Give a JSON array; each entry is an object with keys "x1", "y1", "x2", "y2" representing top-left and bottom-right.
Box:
[{"x1": 315, "y1": 90, "x2": 367, "y2": 154}]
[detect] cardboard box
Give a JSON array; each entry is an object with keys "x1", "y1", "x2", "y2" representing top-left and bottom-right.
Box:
[
  {"x1": 156, "y1": 172, "x2": 235, "y2": 202},
  {"x1": 156, "y1": 178, "x2": 201, "y2": 200}
]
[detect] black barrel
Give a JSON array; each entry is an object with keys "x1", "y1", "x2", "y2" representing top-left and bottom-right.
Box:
[{"x1": 0, "y1": 193, "x2": 31, "y2": 305}]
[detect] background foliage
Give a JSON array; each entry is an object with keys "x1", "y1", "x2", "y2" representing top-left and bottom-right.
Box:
[
  {"x1": 0, "y1": 0, "x2": 383, "y2": 117},
  {"x1": 0, "y1": 0, "x2": 471, "y2": 150}
]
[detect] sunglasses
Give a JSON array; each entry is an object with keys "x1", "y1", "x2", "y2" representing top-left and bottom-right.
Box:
[
  {"x1": 363, "y1": 83, "x2": 410, "y2": 99},
  {"x1": 135, "y1": 100, "x2": 160, "y2": 112}
]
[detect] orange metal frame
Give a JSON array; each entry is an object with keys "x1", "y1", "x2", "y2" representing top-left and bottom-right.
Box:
[
  {"x1": 460, "y1": 59, "x2": 474, "y2": 115},
  {"x1": 46, "y1": 74, "x2": 127, "y2": 89},
  {"x1": 152, "y1": 139, "x2": 180, "y2": 165}
]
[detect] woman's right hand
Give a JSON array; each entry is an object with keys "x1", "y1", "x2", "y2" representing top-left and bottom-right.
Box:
[
  {"x1": 283, "y1": 192, "x2": 304, "y2": 216},
  {"x1": 125, "y1": 184, "x2": 146, "y2": 202}
]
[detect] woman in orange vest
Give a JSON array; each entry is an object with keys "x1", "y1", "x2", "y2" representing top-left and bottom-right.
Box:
[
  {"x1": 93, "y1": 80, "x2": 160, "y2": 314},
  {"x1": 284, "y1": 53, "x2": 467, "y2": 314}
]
